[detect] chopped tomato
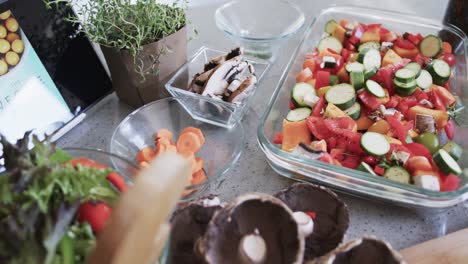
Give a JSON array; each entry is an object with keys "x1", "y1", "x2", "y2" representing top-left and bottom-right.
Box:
[
  {"x1": 106, "y1": 172, "x2": 128, "y2": 192},
  {"x1": 431, "y1": 89, "x2": 447, "y2": 111},
  {"x1": 306, "y1": 211, "x2": 317, "y2": 220},
  {"x1": 440, "y1": 173, "x2": 460, "y2": 192},
  {"x1": 445, "y1": 120, "x2": 455, "y2": 140},
  {"x1": 381, "y1": 31, "x2": 398, "y2": 42},
  {"x1": 324, "y1": 117, "x2": 356, "y2": 135},
  {"x1": 273, "y1": 132, "x2": 283, "y2": 144},
  {"x1": 330, "y1": 148, "x2": 345, "y2": 160},
  {"x1": 312, "y1": 96, "x2": 326, "y2": 117},
  {"x1": 384, "y1": 95, "x2": 401, "y2": 108},
  {"x1": 413, "y1": 89, "x2": 429, "y2": 102},
  {"x1": 306, "y1": 116, "x2": 330, "y2": 140},
  {"x1": 374, "y1": 166, "x2": 385, "y2": 176},
  {"x1": 363, "y1": 155, "x2": 379, "y2": 167},
  {"x1": 315, "y1": 71, "x2": 331, "y2": 89},
  {"x1": 405, "y1": 33, "x2": 423, "y2": 46},
  {"x1": 367, "y1": 23, "x2": 381, "y2": 31},
  {"x1": 405, "y1": 143, "x2": 432, "y2": 162},
  {"x1": 378, "y1": 67, "x2": 395, "y2": 95},
  {"x1": 358, "y1": 90, "x2": 382, "y2": 110},
  {"x1": 405, "y1": 156, "x2": 432, "y2": 174},
  {"x1": 78, "y1": 201, "x2": 112, "y2": 233},
  {"x1": 340, "y1": 155, "x2": 361, "y2": 169},
  {"x1": 67, "y1": 157, "x2": 107, "y2": 169},
  {"x1": 326, "y1": 137, "x2": 338, "y2": 151},
  {"x1": 443, "y1": 53, "x2": 456, "y2": 67},
  {"x1": 341, "y1": 48, "x2": 350, "y2": 60},
  {"x1": 386, "y1": 114, "x2": 413, "y2": 142}
]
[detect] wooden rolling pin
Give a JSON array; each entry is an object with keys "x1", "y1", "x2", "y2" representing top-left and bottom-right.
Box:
[
  {"x1": 89, "y1": 152, "x2": 192, "y2": 264},
  {"x1": 400, "y1": 228, "x2": 468, "y2": 264}
]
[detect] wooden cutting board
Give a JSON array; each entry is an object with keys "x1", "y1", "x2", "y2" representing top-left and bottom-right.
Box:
[{"x1": 400, "y1": 228, "x2": 468, "y2": 264}]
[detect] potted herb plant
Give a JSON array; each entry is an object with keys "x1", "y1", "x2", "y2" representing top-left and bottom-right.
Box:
[{"x1": 46, "y1": 0, "x2": 189, "y2": 107}]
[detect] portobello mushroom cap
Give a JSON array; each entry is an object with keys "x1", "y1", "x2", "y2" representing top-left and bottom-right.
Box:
[
  {"x1": 200, "y1": 193, "x2": 305, "y2": 264},
  {"x1": 169, "y1": 195, "x2": 222, "y2": 264},
  {"x1": 309, "y1": 236, "x2": 406, "y2": 264},
  {"x1": 228, "y1": 75, "x2": 257, "y2": 103},
  {"x1": 204, "y1": 47, "x2": 243, "y2": 71},
  {"x1": 275, "y1": 183, "x2": 349, "y2": 261},
  {"x1": 201, "y1": 56, "x2": 243, "y2": 96}
]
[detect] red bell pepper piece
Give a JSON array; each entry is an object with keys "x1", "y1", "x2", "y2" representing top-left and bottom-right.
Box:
[
  {"x1": 379, "y1": 67, "x2": 395, "y2": 95},
  {"x1": 273, "y1": 132, "x2": 283, "y2": 144},
  {"x1": 306, "y1": 116, "x2": 330, "y2": 140},
  {"x1": 413, "y1": 89, "x2": 429, "y2": 102},
  {"x1": 358, "y1": 90, "x2": 382, "y2": 110},
  {"x1": 312, "y1": 96, "x2": 325, "y2": 117},
  {"x1": 431, "y1": 90, "x2": 447, "y2": 111},
  {"x1": 315, "y1": 71, "x2": 331, "y2": 89},
  {"x1": 341, "y1": 48, "x2": 350, "y2": 61},
  {"x1": 374, "y1": 165, "x2": 385, "y2": 176},
  {"x1": 445, "y1": 120, "x2": 455, "y2": 140},
  {"x1": 340, "y1": 155, "x2": 361, "y2": 169},
  {"x1": 326, "y1": 137, "x2": 338, "y2": 150},
  {"x1": 327, "y1": 48, "x2": 339, "y2": 55},
  {"x1": 384, "y1": 95, "x2": 401, "y2": 108},
  {"x1": 395, "y1": 36, "x2": 417, "y2": 50},
  {"x1": 306, "y1": 211, "x2": 317, "y2": 220},
  {"x1": 405, "y1": 143, "x2": 432, "y2": 162},
  {"x1": 330, "y1": 148, "x2": 345, "y2": 161},
  {"x1": 405, "y1": 33, "x2": 422, "y2": 46}
]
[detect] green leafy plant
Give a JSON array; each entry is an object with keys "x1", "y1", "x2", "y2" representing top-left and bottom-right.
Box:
[{"x1": 44, "y1": 0, "x2": 188, "y2": 79}]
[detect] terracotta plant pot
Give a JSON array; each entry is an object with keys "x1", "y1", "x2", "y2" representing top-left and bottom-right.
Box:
[{"x1": 101, "y1": 26, "x2": 187, "y2": 108}]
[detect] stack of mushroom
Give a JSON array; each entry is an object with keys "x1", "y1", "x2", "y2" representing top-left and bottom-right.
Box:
[{"x1": 189, "y1": 47, "x2": 257, "y2": 104}]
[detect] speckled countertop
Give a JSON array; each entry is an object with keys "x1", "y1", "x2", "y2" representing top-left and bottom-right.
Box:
[{"x1": 57, "y1": 0, "x2": 468, "y2": 250}]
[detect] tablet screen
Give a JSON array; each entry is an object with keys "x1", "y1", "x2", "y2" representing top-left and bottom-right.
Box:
[{"x1": 0, "y1": 0, "x2": 112, "y2": 142}]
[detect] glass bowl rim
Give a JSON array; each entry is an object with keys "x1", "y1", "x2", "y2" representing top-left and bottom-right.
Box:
[
  {"x1": 214, "y1": 0, "x2": 306, "y2": 41},
  {"x1": 109, "y1": 97, "x2": 244, "y2": 190},
  {"x1": 256, "y1": 4, "x2": 468, "y2": 206}
]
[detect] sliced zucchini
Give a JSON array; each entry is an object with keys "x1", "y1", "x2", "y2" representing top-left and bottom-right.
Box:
[
  {"x1": 325, "y1": 83, "x2": 356, "y2": 110},
  {"x1": 384, "y1": 166, "x2": 410, "y2": 184},
  {"x1": 433, "y1": 149, "x2": 462, "y2": 175},
  {"x1": 291, "y1": 82, "x2": 316, "y2": 107},
  {"x1": 350, "y1": 71, "x2": 365, "y2": 90},
  {"x1": 286, "y1": 107, "x2": 312, "y2": 122},
  {"x1": 404, "y1": 62, "x2": 422, "y2": 78},
  {"x1": 395, "y1": 69, "x2": 416, "y2": 83},
  {"x1": 365, "y1": 80, "x2": 385, "y2": 98},
  {"x1": 360, "y1": 132, "x2": 391, "y2": 156},
  {"x1": 343, "y1": 102, "x2": 361, "y2": 120},
  {"x1": 329, "y1": 74, "x2": 339, "y2": 86},
  {"x1": 394, "y1": 79, "x2": 417, "y2": 96},
  {"x1": 441, "y1": 141, "x2": 463, "y2": 161},
  {"x1": 346, "y1": 62, "x2": 365, "y2": 73},
  {"x1": 363, "y1": 49, "x2": 382, "y2": 70},
  {"x1": 358, "y1": 41, "x2": 380, "y2": 52},
  {"x1": 364, "y1": 67, "x2": 378, "y2": 80},
  {"x1": 419, "y1": 35, "x2": 443, "y2": 58},
  {"x1": 358, "y1": 161, "x2": 377, "y2": 175},
  {"x1": 318, "y1": 36, "x2": 343, "y2": 54},
  {"x1": 426, "y1": 59, "x2": 451, "y2": 85},
  {"x1": 416, "y1": 69, "x2": 433, "y2": 90},
  {"x1": 357, "y1": 48, "x2": 369, "y2": 63},
  {"x1": 325, "y1": 19, "x2": 338, "y2": 34}
]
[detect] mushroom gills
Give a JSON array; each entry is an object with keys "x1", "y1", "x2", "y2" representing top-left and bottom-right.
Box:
[
  {"x1": 291, "y1": 142, "x2": 325, "y2": 160},
  {"x1": 204, "y1": 47, "x2": 243, "y2": 71},
  {"x1": 239, "y1": 232, "x2": 267, "y2": 264}
]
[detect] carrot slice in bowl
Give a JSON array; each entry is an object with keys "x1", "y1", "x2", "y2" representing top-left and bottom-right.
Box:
[
  {"x1": 191, "y1": 169, "x2": 208, "y2": 185},
  {"x1": 192, "y1": 157, "x2": 204, "y2": 174},
  {"x1": 177, "y1": 132, "x2": 202, "y2": 154},
  {"x1": 156, "y1": 128, "x2": 173, "y2": 141},
  {"x1": 136, "y1": 147, "x2": 156, "y2": 163},
  {"x1": 180, "y1": 127, "x2": 205, "y2": 145}
]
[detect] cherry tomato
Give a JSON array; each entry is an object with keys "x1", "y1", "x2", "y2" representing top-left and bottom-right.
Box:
[
  {"x1": 78, "y1": 201, "x2": 112, "y2": 233},
  {"x1": 443, "y1": 53, "x2": 456, "y2": 67}
]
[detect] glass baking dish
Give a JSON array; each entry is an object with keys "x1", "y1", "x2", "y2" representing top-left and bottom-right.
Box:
[
  {"x1": 257, "y1": 5, "x2": 468, "y2": 209},
  {"x1": 165, "y1": 46, "x2": 270, "y2": 128}
]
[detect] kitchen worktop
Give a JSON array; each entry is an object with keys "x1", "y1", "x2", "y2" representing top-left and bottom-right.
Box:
[{"x1": 57, "y1": 0, "x2": 468, "y2": 250}]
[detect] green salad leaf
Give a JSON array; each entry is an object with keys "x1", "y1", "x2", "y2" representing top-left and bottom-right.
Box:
[{"x1": 0, "y1": 133, "x2": 119, "y2": 263}]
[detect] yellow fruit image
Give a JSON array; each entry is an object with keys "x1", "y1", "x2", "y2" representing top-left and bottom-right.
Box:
[
  {"x1": 6, "y1": 32, "x2": 19, "y2": 42},
  {"x1": 0, "y1": 59, "x2": 7, "y2": 76},
  {"x1": 0, "y1": 25, "x2": 6, "y2": 38},
  {"x1": 0, "y1": 39, "x2": 10, "y2": 53},
  {"x1": 5, "y1": 51, "x2": 19, "y2": 66},
  {"x1": 0, "y1": 10, "x2": 11, "y2": 20},
  {"x1": 11, "y1": 39, "x2": 24, "y2": 53},
  {"x1": 5, "y1": 18, "x2": 19, "y2": 33}
]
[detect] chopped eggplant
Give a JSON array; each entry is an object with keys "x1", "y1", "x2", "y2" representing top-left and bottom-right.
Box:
[{"x1": 415, "y1": 114, "x2": 436, "y2": 134}]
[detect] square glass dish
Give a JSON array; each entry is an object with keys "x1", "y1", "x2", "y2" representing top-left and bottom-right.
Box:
[
  {"x1": 257, "y1": 5, "x2": 468, "y2": 209},
  {"x1": 165, "y1": 46, "x2": 270, "y2": 128}
]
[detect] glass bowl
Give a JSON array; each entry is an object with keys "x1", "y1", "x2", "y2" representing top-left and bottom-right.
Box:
[
  {"x1": 215, "y1": 0, "x2": 305, "y2": 61},
  {"x1": 257, "y1": 5, "x2": 468, "y2": 209},
  {"x1": 165, "y1": 46, "x2": 270, "y2": 128},
  {"x1": 110, "y1": 97, "x2": 244, "y2": 199}
]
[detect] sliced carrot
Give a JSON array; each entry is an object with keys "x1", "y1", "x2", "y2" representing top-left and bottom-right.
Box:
[
  {"x1": 177, "y1": 132, "x2": 202, "y2": 154},
  {"x1": 155, "y1": 137, "x2": 171, "y2": 147},
  {"x1": 136, "y1": 147, "x2": 156, "y2": 163},
  {"x1": 165, "y1": 144, "x2": 177, "y2": 153},
  {"x1": 180, "y1": 127, "x2": 205, "y2": 145},
  {"x1": 442, "y1": 41, "x2": 452, "y2": 54},
  {"x1": 154, "y1": 143, "x2": 167, "y2": 157},
  {"x1": 192, "y1": 157, "x2": 204, "y2": 174},
  {"x1": 191, "y1": 169, "x2": 208, "y2": 185},
  {"x1": 156, "y1": 128, "x2": 173, "y2": 141}
]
